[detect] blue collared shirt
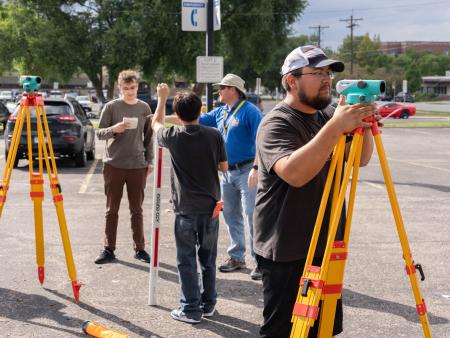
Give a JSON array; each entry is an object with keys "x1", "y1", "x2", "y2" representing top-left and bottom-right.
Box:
[{"x1": 200, "y1": 100, "x2": 263, "y2": 165}]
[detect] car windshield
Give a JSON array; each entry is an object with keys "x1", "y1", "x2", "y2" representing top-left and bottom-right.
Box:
[
  {"x1": 76, "y1": 96, "x2": 89, "y2": 101},
  {"x1": 13, "y1": 102, "x2": 71, "y2": 116}
]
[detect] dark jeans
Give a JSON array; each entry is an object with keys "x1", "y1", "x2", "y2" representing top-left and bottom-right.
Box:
[
  {"x1": 175, "y1": 214, "x2": 219, "y2": 320},
  {"x1": 256, "y1": 255, "x2": 343, "y2": 338},
  {"x1": 103, "y1": 163, "x2": 147, "y2": 251}
]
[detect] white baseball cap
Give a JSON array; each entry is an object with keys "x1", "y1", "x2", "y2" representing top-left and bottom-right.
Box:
[{"x1": 281, "y1": 45, "x2": 345, "y2": 76}]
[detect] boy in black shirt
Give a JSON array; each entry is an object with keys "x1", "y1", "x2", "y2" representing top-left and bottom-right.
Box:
[{"x1": 152, "y1": 84, "x2": 228, "y2": 323}]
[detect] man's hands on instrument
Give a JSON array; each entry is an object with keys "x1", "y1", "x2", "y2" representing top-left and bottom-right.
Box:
[{"x1": 332, "y1": 95, "x2": 379, "y2": 133}]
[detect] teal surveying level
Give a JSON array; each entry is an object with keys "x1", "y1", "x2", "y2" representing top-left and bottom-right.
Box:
[
  {"x1": 0, "y1": 75, "x2": 81, "y2": 301},
  {"x1": 290, "y1": 81, "x2": 432, "y2": 337}
]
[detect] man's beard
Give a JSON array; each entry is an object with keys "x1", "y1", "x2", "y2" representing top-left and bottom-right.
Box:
[{"x1": 297, "y1": 86, "x2": 331, "y2": 110}]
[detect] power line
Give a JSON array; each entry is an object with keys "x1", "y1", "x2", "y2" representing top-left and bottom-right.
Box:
[
  {"x1": 340, "y1": 14, "x2": 363, "y2": 74},
  {"x1": 309, "y1": 25, "x2": 329, "y2": 48}
]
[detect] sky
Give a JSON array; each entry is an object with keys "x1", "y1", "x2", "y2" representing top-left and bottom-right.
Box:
[{"x1": 293, "y1": 0, "x2": 450, "y2": 51}]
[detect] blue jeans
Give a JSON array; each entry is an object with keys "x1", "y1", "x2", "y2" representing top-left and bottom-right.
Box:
[
  {"x1": 174, "y1": 214, "x2": 219, "y2": 319},
  {"x1": 221, "y1": 162, "x2": 257, "y2": 262}
]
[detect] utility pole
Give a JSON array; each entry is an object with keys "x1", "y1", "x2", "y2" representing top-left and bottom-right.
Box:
[
  {"x1": 309, "y1": 25, "x2": 329, "y2": 48},
  {"x1": 340, "y1": 14, "x2": 363, "y2": 75},
  {"x1": 206, "y1": 0, "x2": 214, "y2": 112}
]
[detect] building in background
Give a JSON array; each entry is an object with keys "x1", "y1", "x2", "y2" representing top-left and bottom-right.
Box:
[
  {"x1": 421, "y1": 71, "x2": 450, "y2": 99},
  {"x1": 381, "y1": 41, "x2": 450, "y2": 56}
]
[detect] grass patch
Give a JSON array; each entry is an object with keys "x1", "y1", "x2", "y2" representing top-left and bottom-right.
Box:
[
  {"x1": 383, "y1": 121, "x2": 450, "y2": 128},
  {"x1": 416, "y1": 110, "x2": 450, "y2": 116}
]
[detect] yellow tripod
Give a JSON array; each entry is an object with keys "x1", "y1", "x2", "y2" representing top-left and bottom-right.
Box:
[
  {"x1": 0, "y1": 81, "x2": 81, "y2": 301},
  {"x1": 290, "y1": 120, "x2": 432, "y2": 337}
]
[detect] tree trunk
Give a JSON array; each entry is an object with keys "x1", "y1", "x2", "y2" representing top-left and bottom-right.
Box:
[
  {"x1": 107, "y1": 76, "x2": 115, "y2": 100},
  {"x1": 86, "y1": 70, "x2": 105, "y2": 103}
]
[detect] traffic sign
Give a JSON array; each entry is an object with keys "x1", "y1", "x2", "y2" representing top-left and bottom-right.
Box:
[
  {"x1": 196, "y1": 56, "x2": 223, "y2": 83},
  {"x1": 182, "y1": 0, "x2": 221, "y2": 32},
  {"x1": 402, "y1": 80, "x2": 408, "y2": 93}
]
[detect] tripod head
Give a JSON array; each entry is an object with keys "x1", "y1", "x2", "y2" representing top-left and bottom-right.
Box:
[{"x1": 20, "y1": 75, "x2": 42, "y2": 94}]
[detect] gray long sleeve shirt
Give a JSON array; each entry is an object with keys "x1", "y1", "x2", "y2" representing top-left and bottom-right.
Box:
[{"x1": 97, "y1": 99, "x2": 154, "y2": 169}]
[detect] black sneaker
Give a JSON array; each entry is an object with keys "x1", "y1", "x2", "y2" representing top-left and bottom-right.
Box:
[
  {"x1": 94, "y1": 249, "x2": 115, "y2": 264},
  {"x1": 134, "y1": 250, "x2": 150, "y2": 263},
  {"x1": 218, "y1": 257, "x2": 246, "y2": 272},
  {"x1": 250, "y1": 266, "x2": 262, "y2": 281}
]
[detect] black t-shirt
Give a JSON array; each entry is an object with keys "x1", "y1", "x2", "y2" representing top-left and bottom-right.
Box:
[
  {"x1": 157, "y1": 124, "x2": 227, "y2": 215},
  {"x1": 253, "y1": 102, "x2": 345, "y2": 262}
]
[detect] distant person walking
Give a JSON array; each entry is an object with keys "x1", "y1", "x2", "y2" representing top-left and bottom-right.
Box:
[
  {"x1": 152, "y1": 85, "x2": 228, "y2": 323},
  {"x1": 95, "y1": 69, "x2": 154, "y2": 264},
  {"x1": 200, "y1": 74, "x2": 263, "y2": 280}
]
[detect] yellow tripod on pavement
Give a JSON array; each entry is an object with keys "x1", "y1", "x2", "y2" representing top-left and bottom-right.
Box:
[
  {"x1": 0, "y1": 76, "x2": 81, "y2": 301},
  {"x1": 290, "y1": 119, "x2": 432, "y2": 337}
]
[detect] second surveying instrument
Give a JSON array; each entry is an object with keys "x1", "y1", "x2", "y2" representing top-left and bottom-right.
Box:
[{"x1": 0, "y1": 76, "x2": 81, "y2": 301}]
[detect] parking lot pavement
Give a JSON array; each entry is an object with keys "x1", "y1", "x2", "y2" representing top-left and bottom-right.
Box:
[{"x1": 0, "y1": 128, "x2": 449, "y2": 337}]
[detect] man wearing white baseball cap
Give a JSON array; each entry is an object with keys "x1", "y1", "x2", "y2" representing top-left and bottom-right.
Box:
[
  {"x1": 200, "y1": 73, "x2": 263, "y2": 280},
  {"x1": 253, "y1": 45, "x2": 379, "y2": 337}
]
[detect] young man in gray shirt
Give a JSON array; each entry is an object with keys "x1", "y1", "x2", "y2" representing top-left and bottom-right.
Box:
[{"x1": 95, "y1": 69, "x2": 154, "y2": 264}]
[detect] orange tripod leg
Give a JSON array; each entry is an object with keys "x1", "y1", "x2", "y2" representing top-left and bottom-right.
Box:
[
  {"x1": 24, "y1": 102, "x2": 47, "y2": 285},
  {"x1": 318, "y1": 129, "x2": 365, "y2": 337},
  {"x1": 35, "y1": 101, "x2": 81, "y2": 301},
  {"x1": 0, "y1": 104, "x2": 26, "y2": 217},
  {"x1": 291, "y1": 132, "x2": 363, "y2": 338},
  {"x1": 372, "y1": 124, "x2": 432, "y2": 338}
]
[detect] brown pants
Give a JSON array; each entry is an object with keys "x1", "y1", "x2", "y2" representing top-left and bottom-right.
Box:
[{"x1": 103, "y1": 163, "x2": 147, "y2": 251}]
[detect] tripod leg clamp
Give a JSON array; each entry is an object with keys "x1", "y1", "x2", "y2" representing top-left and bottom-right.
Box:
[
  {"x1": 300, "y1": 277, "x2": 324, "y2": 296},
  {"x1": 416, "y1": 300, "x2": 427, "y2": 316},
  {"x1": 293, "y1": 303, "x2": 319, "y2": 319}
]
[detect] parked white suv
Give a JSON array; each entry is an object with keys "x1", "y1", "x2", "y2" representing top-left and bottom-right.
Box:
[
  {"x1": 0, "y1": 91, "x2": 13, "y2": 102},
  {"x1": 76, "y1": 96, "x2": 101, "y2": 114}
]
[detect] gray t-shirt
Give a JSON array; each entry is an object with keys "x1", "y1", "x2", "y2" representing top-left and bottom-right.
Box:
[
  {"x1": 254, "y1": 102, "x2": 345, "y2": 262},
  {"x1": 97, "y1": 99, "x2": 153, "y2": 169},
  {"x1": 157, "y1": 124, "x2": 227, "y2": 215}
]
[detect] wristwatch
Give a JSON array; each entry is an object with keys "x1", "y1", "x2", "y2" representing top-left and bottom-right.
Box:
[{"x1": 252, "y1": 164, "x2": 258, "y2": 170}]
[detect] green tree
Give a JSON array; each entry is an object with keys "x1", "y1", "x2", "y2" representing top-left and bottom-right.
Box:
[{"x1": 0, "y1": 0, "x2": 307, "y2": 98}]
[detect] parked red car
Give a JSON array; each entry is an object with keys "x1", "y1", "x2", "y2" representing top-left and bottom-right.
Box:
[{"x1": 378, "y1": 102, "x2": 416, "y2": 119}]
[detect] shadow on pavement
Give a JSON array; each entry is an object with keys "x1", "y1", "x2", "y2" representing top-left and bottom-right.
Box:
[
  {"x1": 0, "y1": 287, "x2": 85, "y2": 337},
  {"x1": 155, "y1": 304, "x2": 260, "y2": 337},
  {"x1": 344, "y1": 288, "x2": 449, "y2": 325},
  {"x1": 118, "y1": 260, "x2": 263, "y2": 307},
  {"x1": 44, "y1": 287, "x2": 162, "y2": 337}
]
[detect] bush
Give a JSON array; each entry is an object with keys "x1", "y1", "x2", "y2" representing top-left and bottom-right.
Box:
[{"x1": 414, "y1": 92, "x2": 440, "y2": 102}]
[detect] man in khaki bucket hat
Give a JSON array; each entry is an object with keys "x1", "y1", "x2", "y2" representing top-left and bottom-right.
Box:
[{"x1": 199, "y1": 73, "x2": 263, "y2": 280}]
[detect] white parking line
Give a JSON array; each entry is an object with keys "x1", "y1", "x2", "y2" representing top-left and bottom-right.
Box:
[
  {"x1": 390, "y1": 158, "x2": 450, "y2": 173},
  {"x1": 79, "y1": 159, "x2": 99, "y2": 194},
  {"x1": 363, "y1": 181, "x2": 384, "y2": 190}
]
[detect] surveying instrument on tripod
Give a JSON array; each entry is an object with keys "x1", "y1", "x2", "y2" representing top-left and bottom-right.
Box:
[
  {"x1": 0, "y1": 76, "x2": 81, "y2": 301},
  {"x1": 290, "y1": 80, "x2": 431, "y2": 338}
]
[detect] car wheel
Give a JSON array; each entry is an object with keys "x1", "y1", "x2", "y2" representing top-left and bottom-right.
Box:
[
  {"x1": 400, "y1": 110, "x2": 410, "y2": 119},
  {"x1": 74, "y1": 146, "x2": 87, "y2": 167},
  {"x1": 86, "y1": 140, "x2": 95, "y2": 161},
  {"x1": 5, "y1": 150, "x2": 19, "y2": 168}
]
